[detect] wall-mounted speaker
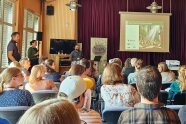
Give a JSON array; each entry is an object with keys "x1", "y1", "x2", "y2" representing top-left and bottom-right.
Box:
[
  {"x1": 36, "y1": 32, "x2": 43, "y2": 41},
  {"x1": 46, "y1": 5, "x2": 54, "y2": 15}
]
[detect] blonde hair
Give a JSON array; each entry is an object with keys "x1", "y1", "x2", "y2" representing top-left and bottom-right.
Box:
[
  {"x1": 9, "y1": 61, "x2": 22, "y2": 70},
  {"x1": 0, "y1": 67, "x2": 21, "y2": 93},
  {"x1": 178, "y1": 65, "x2": 186, "y2": 91},
  {"x1": 102, "y1": 63, "x2": 123, "y2": 85},
  {"x1": 19, "y1": 58, "x2": 29, "y2": 66},
  {"x1": 18, "y1": 98, "x2": 81, "y2": 124},
  {"x1": 29, "y1": 65, "x2": 45, "y2": 84},
  {"x1": 158, "y1": 62, "x2": 169, "y2": 72},
  {"x1": 69, "y1": 64, "x2": 85, "y2": 76}
]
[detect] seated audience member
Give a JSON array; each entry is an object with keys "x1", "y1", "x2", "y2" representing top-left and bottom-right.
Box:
[
  {"x1": 168, "y1": 65, "x2": 186, "y2": 101},
  {"x1": 101, "y1": 63, "x2": 140, "y2": 108},
  {"x1": 38, "y1": 56, "x2": 48, "y2": 65},
  {"x1": 44, "y1": 59, "x2": 62, "y2": 82},
  {"x1": 19, "y1": 58, "x2": 30, "y2": 81},
  {"x1": 25, "y1": 65, "x2": 58, "y2": 92},
  {"x1": 58, "y1": 76, "x2": 102, "y2": 124},
  {"x1": 0, "y1": 67, "x2": 34, "y2": 107},
  {"x1": 118, "y1": 66, "x2": 180, "y2": 124},
  {"x1": 122, "y1": 58, "x2": 137, "y2": 82},
  {"x1": 178, "y1": 105, "x2": 186, "y2": 124},
  {"x1": 9, "y1": 61, "x2": 22, "y2": 70},
  {"x1": 158, "y1": 62, "x2": 176, "y2": 83},
  {"x1": 69, "y1": 64, "x2": 92, "y2": 111},
  {"x1": 96, "y1": 58, "x2": 122, "y2": 94},
  {"x1": 109, "y1": 58, "x2": 122, "y2": 67},
  {"x1": 18, "y1": 98, "x2": 81, "y2": 124},
  {"x1": 80, "y1": 59, "x2": 96, "y2": 90},
  {"x1": 0, "y1": 118, "x2": 12, "y2": 124},
  {"x1": 128, "y1": 59, "x2": 144, "y2": 84}
]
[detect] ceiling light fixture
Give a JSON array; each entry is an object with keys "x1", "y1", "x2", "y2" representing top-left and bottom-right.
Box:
[
  {"x1": 66, "y1": 1, "x2": 82, "y2": 11},
  {"x1": 146, "y1": 1, "x2": 162, "y2": 13}
]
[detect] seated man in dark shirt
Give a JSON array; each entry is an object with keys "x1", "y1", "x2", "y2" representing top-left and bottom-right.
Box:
[
  {"x1": 118, "y1": 66, "x2": 180, "y2": 124},
  {"x1": 7, "y1": 32, "x2": 21, "y2": 64}
]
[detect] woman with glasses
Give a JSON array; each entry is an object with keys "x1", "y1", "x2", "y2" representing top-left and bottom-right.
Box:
[{"x1": 0, "y1": 67, "x2": 34, "y2": 107}]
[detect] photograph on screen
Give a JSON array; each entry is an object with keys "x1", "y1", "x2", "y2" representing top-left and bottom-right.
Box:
[
  {"x1": 125, "y1": 21, "x2": 164, "y2": 50},
  {"x1": 119, "y1": 12, "x2": 171, "y2": 52}
]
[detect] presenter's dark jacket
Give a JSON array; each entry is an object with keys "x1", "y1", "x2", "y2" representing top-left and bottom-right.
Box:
[{"x1": 7, "y1": 40, "x2": 21, "y2": 64}]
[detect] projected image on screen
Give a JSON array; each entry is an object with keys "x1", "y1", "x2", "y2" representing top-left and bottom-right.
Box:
[
  {"x1": 119, "y1": 12, "x2": 171, "y2": 52},
  {"x1": 125, "y1": 21, "x2": 163, "y2": 50}
]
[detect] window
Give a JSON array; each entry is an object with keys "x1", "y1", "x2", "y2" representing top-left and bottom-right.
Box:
[
  {"x1": 0, "y1": 0, "x2": 15, "y2": 67},
  {"x1": 21, "y1": 10, "x2": 39, "y2": 58},
  {"x1": 0, "y1": 0, "x2": 2, "y2": 18}
]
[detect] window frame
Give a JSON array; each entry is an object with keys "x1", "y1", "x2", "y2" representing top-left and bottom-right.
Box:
[
  {"x1": 21, "y1": 9, "x2": 39, "y2": 58},
  {"x1": 0, "y1": 0, "x2": 15, "y2": 67}
]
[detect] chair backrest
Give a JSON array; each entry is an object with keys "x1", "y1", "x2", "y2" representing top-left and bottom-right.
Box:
[
  {"x1": 102, "y1": 107, "x2": 131, "y2": 124},
  {"x1": 0, "y1": 106, "x2": 29, "y2": 124},
  {"x1": 166, "y1": 105, "x2": 184, "y2": 113},
  {"x1": 54, "y1": 82, "x2": 61, "y2": 89},
  {"x1": 31, "y1": 90, "x2": 58, "y2": 104},
  {"x1": 173, "y1": 91, "x2": 186, "y2": 105}
]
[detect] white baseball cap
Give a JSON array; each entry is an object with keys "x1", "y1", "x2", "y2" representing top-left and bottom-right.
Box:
[{"x1": 59, "y1": 76, "x2": 86, "y2": 100}]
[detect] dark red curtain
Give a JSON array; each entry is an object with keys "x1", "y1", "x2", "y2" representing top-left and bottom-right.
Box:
[{"x1": 78, "y1": 0, "x2": 186, "y2": 65}]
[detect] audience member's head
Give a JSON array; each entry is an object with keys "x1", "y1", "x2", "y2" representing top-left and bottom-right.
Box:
[
  {"x1": 39, "y1": 56, "x2": 48, "y2": 65},
  {"x1": 136, "y1": 66, "x2": 162, "y2": 101},
  {"x1": 79, "y1": 58, "x2": 90, "y2": 69},
  {"x1": 158, "y1": 62, "x2": 169, "y2": 72},
  {"x1": 102, "y1": 63, "x2": 123, "y2": 85},
  {"x1": 11, "y1": 32, "x2": 20, "y2": 42},
  {"x1": 18, "y1": 98, "x2": 81, "y2": 124},
  {"x1": 29, "y1": 65, "x2": 45, "y2": 83},
  {"x1": 131, "y1": 58, "x2": 137, "y2": 67},
  {"x1": 109, "y1": 58, "x2": 122, "y2": 67},
  {"x1": 9, "y1": 61, "x2": 22, "y2": 70},
  {"x1": 178, "y1": 65, "x2": 186, "y2": 91},
  {"x1": 69, "y1": 64, "x2": 85, "y2": 76},
  {"x1": 45, "y1": 59, "x2": 56, "y2": 74},
  {"x1": 19, "y1": 58, "x2": 30, "y2": 70},
  {"x1": 0, "y1": 67, "x2": 23, "y2": 93},
  {"x1": 58, "y1": 76, "x2": 86, "y2": 101},
  {"x1": 124, "y1": 58, "x2": 132, "y2": 68},
  {"x1": 79, "y1": 59, "x2": 96, "y2": 77},
  {"x1": 30, "y1": 40, "x2": 37, "y2": 48},
  {"x1": 135, "y1": 59, "x2": 144, "y2": 71}
]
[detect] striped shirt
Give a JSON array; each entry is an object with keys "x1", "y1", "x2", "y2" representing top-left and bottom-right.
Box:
[
  {"x1": 78, "y1": 109, "x2": 102, "y2": 124},
  {"x1": 118, "y1": 103, "x2": 180, "y2": 124}
]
